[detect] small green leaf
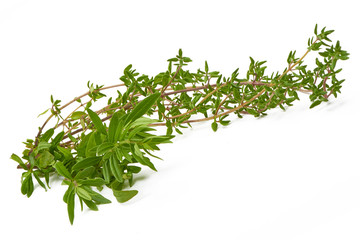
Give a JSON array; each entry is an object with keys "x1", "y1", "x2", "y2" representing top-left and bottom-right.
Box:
[
  {"x1": 167, "y1": 57, "x2": 178, "y2": 62},
  {"x1": 52, "y1": 131, "x2": 65, "y2": 146},
  {"x1": 310, "y1": 100, "x2": 322, "y2": 109},
  {"x1": 54, "y1": 162, "x2": 72, "y2": 180},
  {"x1": 33, "y1": 171, "x2": 47, "y2": 191},
  {"x1": 70, "y1": 111, "x2": 86, "y2": 120},
  {"x1": 82, "y1": 187, "x2": 112, "y2": 204},
  {"x1": 102, "y1": 160, "x2": 111, "y2": 183},
  {"x1": 166, "y1": 120, "x2": 173, "y2": 136},
  {"x1": 87, "y1": 109, "x2": 107, "y2": 135},
  {"x1": 36, "y1": 142, "x2": 52, "y2": 152},
  {"x1": 124, "y1": 93, "x2": 161, "y2": 124},
  {"x1": 78, "y1": 178, "x2": 106, "y2": 186},
  {"x1": 57, "y1": 146, "x2": 72, "y2": 160},
  {"x1": 109, "y1": 155, "x2": 123, "y2": 182},
  {"x1": 127, "y1": 166, "x2": 141, "y2": 174},
  {"x1": 83, "y1": 199, "x2": 98, "y2": 211},
  {"x1": 74, "y1": 166, "x2": 95, "y2": 180},
  {"x1": 10, "y1": 154, "x2": 28, "y2": 170},
  {"x1": 133, "y1": 144, "x2": 143, "y2": 157},
  {"x1": 27, "y1": 175, "x2": 34, "y2": 198},
  {"x1": 108, "y1": 111, "x2": 122, "y2": 142},
  {"x1": 76, "y1": 187, "x2": 92, "y2": 201},
  {"x1": 67, "y1": 187, "x2": 75, "y2": 225},
  {"x1": 41, "y1": 128, "x2": 54, "y2": 142},
  {"x1": 21, "y1": 173, "x2": 30, "y2": 195},
  {"x1": 37, "y1": 108, "x2": 49, "y2": 118},
  {"x1": 113, "y1": 190, "x2": 138, "y2": 203},
  {"x1": 37, "y1": 151, "x2": 55, "y2": 169},
  {"x1": 211, "y1": 121, "x2": 218, "y2": 132},
  {"x1": 96, "y1": 142, "x2": 114, "y2": 155},
  {"x1": 72, "y1": 157, "x2": 101, "y2": 171}
]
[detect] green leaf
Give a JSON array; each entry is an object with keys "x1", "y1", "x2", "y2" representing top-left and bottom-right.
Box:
[
  {"x1": 76, "y1": 187, "x2": 92, "y2": 201},
  {"x1": 70, "y1": 111, "x2": 86, "y2": 120},
  {"x1": 52, "y1": 131, "x2": 65, "y2": 146},
  {"x1": 211, "y1": 121, "x2": 218, "y2": 132},
  {"x1": 130, "y1": 117, "x2": 158, "y2": 128},
  {"x1": 57, "y1": 146, "x2": 72, "y2": 160},
  {"x1": 91, "y1": 193, "x2": 111, "y2": 204},
  {"x1": 87, "y1": 109, "x2": 107, "y2": 135},
  {"x1": 37, "y1": 151, "x2": 55, "y2": 169},
  {"x1": 102, "y1": 160, "x2": 111, "y2": 183},
  {"x1": 108, "y1": 111, "x2": 122, "y2": 142},
  {"x1": 67, "y1": 187, "x2": 75, "y2": 225},
  {"x1": 133, "y1": 154, "x2": 156, "y2": 171},
  {"x1": 133, "y1": 144, "x2": 143, "y2": 157},
  {"x1": 72, "y1": 157, "x2": 101, "y2": 171},
  {"x1": 167, "y1": 57, "x2": 178, "y2": 62},
  {"x1": 21, "y1": 173, "x2": 30, "y2": 195},
  {"x1": 37, "y1": 108, "x2": 49, "y2": 118},
  {"x1": 96, "y1": 142, "x2": 114, "y2": 155},
  {"x1": 33, "y1": 171, "x2": 47, "y2": 191},
  {"x1": 10, "y1": 153, "x2": 28, "y2": 170},
  {"x1": 124, "y1": 92, "x2": 161, "y2": 125},
  {"x1": 166, "y1": 120, "x2": 173, "y2": 136},
  {"x1": 113, "y1": 190, "x2": 138, "y2": 203},
  {"x1": 74, "y1": 166, "x2": 95, "y2": 180},
  {"x1": 82, "y1": 186, "x2": 111, "y2": 204},
  {"x1": 27, "y1": 175, "x2": 34, "y2": 198},
  {"x1": 54, "y1": 162, "x2": 72, "y2": 179},
  {"x1": 310, "y1": 100, "x2": 322, "y2": 109},
  {"x1": 127, "y1": 165, "x2": 141, "y2": 174},
  {"x1": 36, "y1": 142, "x2": 52, "y2": 152},
  {"x1": 109, "y1": 155, "x2": 123, "y2": 182},
  {"x1": 78, "y1": 178, "x2": 106, "y2": 186},
  {"x1": 83, "y1": 199, "x2": 98, "y2": 211},
  {"x1": 41, "y1": 128, "x2": 54, "y2": 142}
]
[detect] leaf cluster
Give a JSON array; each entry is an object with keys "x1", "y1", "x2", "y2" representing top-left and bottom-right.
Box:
[{"x1": 11, "y1": 25, "x2": 349, "y2": 224}]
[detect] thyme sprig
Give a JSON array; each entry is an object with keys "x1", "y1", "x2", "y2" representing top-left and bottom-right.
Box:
[{"x1": 11, "y1": 25, "x2": 349, "y2": 224}]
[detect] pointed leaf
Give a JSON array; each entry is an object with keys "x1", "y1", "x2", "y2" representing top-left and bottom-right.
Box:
[
  {"x1": 83, "y1": 199, "x2": 98, "y2": 211},
  {"x1": 72, "y1": 157, "x2": 101, "y2": 171},
  {"x1": 96, "y1": 142, "x2": 114, "y2": 155},
  {"x1": 124, "y1": 93, "x2": 160, "y2": 124},
  {"x1": 87, "y1": 109, "x2": 107, "y2": 135},
  {"x1": 108, "y1": 111, "x2": 122, "y2": 142},
  {"x1": 113, "y1": 190, "x2": 138, "y2": 203},
  {"x1": 54, "y1": 162, "x2": 72, "y2": 179},
  {"x1": 10, "y1": 154, "x2": 28, "y2": 170},
  {"x1": 109, "y1": 155, "x2": 123, "y2": 182},
  {"x1": 67, "y1": 188, "x2": 75, "y2": 225},
  {"x1": 33, "y1": 171, "x2": 47, "y2": 191},
  {"x1": 76, "y1": 187, "x2": 92, "y2": 201},
  {"x1": 78, "y1": 178, "x2": 106, "y2": 186},
  {"x1": 102, "y1": 160, "x2": 111, "y2": 183},
  {"x1": 74, "y1": 166, "x2": 96, "y2": 180},
  {"x1": 70, "y1": 111, "x2": 86, "y2": 120}
]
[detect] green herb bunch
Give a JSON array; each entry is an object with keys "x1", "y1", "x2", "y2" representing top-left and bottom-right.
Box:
[{"x1": 10, "y1": 25, "x2": 349, "y2": 224}]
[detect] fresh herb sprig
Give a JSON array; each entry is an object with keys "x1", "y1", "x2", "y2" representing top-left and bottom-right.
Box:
[{"x1": 11, "y1": 25, "x2": 349, "y2": 224}]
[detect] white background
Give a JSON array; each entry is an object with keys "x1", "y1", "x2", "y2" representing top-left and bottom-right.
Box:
[{"x1": 0, "y1": 0, "x2": 359, "y2": 239}]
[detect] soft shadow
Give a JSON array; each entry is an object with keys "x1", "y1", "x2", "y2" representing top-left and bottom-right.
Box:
[
  {"x1": 128, "y1": 174, "x2": 151, "y2": 187},
  {"x1": 322, "y1": 99, "x2": 347, "y2": 112}
]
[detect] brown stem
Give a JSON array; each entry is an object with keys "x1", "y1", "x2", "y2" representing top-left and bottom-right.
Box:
[
  {"x1": 215, "y1": 94, "x2": 231, "y2": 116},
  {"x1": 150, "y1": 89, "x2": 266, "y2": 126},
  {"x1": 278, "y1": 38, "x2": 319, "y2": 81},
  {"x1": 161, "y1": 65, "x2": 181, "y2": 94}
]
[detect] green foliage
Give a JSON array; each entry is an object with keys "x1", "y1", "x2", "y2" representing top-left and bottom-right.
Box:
[{"x1": 10, "y1": 25, "x2": 349, "y2": 225}]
